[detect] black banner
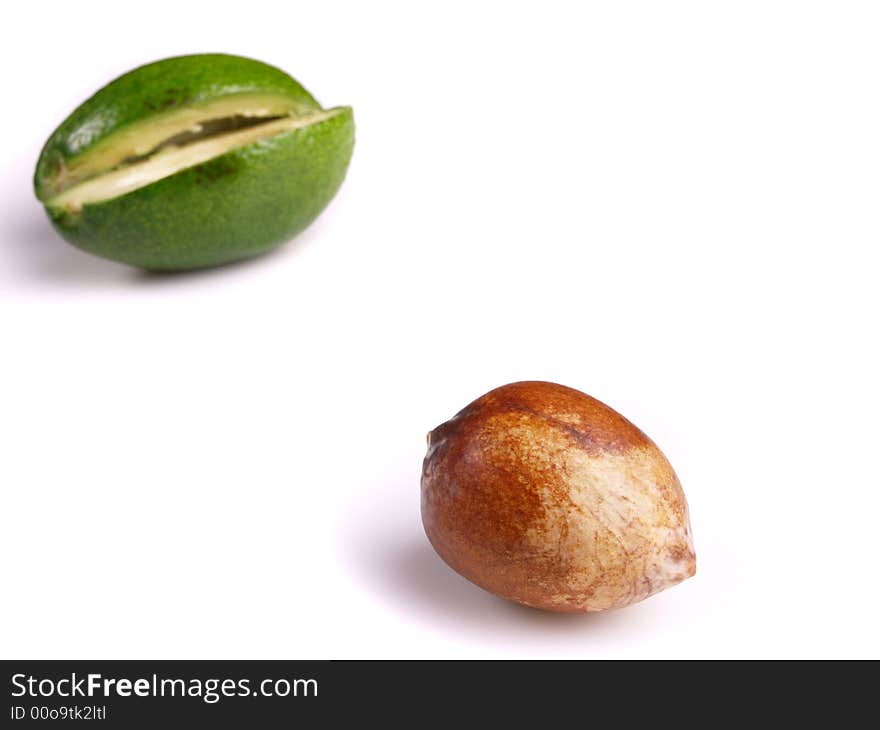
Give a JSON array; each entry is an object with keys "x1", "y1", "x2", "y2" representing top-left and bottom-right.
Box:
[{"x1": 1, "y1": 660, "x2": 872, "y2": 725}]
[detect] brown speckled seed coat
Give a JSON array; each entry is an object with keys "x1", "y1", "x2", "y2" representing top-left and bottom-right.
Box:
[{"x1": 421, "y1": 381, "x2": 696, "y2": 612}]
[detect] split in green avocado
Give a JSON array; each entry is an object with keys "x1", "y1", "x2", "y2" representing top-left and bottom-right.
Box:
[{"x1": 34, "y1": 53, "x2": 355, "y2": 271}]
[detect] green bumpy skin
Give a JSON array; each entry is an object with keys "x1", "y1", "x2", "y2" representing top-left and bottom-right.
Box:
[{"x1": 34, "y1": 54, "x2": 354, "y2": 271}]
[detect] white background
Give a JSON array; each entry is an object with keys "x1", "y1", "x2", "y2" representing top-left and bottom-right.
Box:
[{"x1": 1, "y1": 1, "x2": 878, "y2": 659}]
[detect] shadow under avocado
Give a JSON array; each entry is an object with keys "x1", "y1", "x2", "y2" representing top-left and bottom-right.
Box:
[
  {"x1": 343, "y1": 484, "x2": 648, "y2": 643},
  {"x1": 6, "y1": 207, "x2": 136, "y2": 287},
  {"x1": 6, "y1": 205, "x2": 322, "y2": 289}
]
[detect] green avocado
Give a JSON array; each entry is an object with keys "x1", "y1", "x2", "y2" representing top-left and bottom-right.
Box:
[{"x1": 34, "y1": 54, "x2": 354, "y2": 271}]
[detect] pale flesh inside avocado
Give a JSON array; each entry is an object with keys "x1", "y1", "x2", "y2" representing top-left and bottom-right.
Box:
[{"x1": 45, "y1": 94, "x2": 342, "y2": 213}]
